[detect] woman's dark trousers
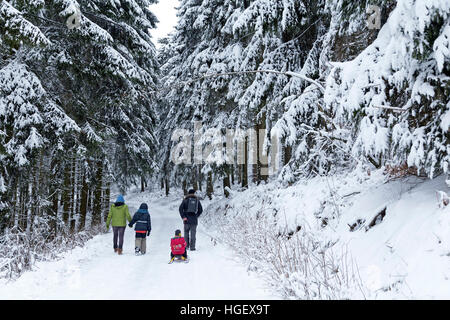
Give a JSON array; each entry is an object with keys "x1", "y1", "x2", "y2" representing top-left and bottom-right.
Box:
[{"x1": 113, "y1": 226, "x2": 126, "y2": 249}]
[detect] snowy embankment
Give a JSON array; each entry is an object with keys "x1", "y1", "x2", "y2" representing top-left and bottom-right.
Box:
[
  {"x1": 202, "y1": 169, "x2": 450, "y2": 299},
  {"x1": 0, "y1": 192, "x2": 278, "y2": 300}
]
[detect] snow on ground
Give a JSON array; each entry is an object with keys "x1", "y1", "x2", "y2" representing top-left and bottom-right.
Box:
[
  {"x1": 339, "y1": 175, "x2": 450, "y2": 299},
  {"x1": 0, "y1": 192, "x2": 278, "y2": 300},
  {"x1": 202, "y1": 169, "x2": 450, "y2": 299}
]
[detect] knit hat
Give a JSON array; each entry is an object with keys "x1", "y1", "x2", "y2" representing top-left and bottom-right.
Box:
[
  {"x1": 116, "y1": 195, "x2": 125, "y2": 203},
  {"x1": 137, "y1": 203, "x2": 149, "y2": 214},
  {"x1": 175, "y1": 229, "x2": 181, "y2": 236},
  {"x1": 139, "y1": 203, "x2": 148, "y2": 210},
  {"x1": 188, "y1": 189, "x2": 196, "y2": 195}
]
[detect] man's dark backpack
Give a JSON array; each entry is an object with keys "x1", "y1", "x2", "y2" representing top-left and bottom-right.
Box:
[{"x1": 186, "y1": 197, "x2": 199, "y2": 214}]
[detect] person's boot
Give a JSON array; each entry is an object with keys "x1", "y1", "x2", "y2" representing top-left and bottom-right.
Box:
[
  {"x1": 114, "y1": 248, "x2": 118, "y2": 253},
  {"x1": 118, "y1": 248, "x2": 123, "y2": 255}
]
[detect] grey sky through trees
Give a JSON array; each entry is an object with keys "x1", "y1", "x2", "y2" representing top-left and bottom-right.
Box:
[{"x1": 149, "y1": 0, "x2": 180, "y2": 48}]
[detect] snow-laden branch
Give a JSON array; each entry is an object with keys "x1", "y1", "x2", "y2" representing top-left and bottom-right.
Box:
[
  {"x1": 372, "y1": 105, "x2": 409, "y2": 113},
  {"x1": 183, "y1": 69, "x2": 325, "y2": 93},
  {"x1": 151, "y1": 69, "x2": 326, "y2": 95}
]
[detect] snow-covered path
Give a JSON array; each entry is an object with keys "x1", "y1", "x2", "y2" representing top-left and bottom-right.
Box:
[{"x1": 0, "y1": 193, "x2": 278, "y2": 300}]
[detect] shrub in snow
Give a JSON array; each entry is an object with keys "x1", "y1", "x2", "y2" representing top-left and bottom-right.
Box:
[
  {"x1": 436, "y1": 191, "x2": 449, "y2": 208},
  {"x1": 204, "y1": 200, "x2": 367, "y2": 299},
  {"x1": 0, "y1": 223, "x2": 100, "y2": 280}
]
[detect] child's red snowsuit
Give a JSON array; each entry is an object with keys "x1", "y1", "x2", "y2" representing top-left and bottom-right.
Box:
[{"x1": 171, "y1": 236, "x2": 187, "y2": 255}]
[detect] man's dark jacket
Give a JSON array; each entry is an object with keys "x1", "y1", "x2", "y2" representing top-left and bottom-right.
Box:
[{"x1": 179, "y1": 194, "x2": 203, "y2": 225}]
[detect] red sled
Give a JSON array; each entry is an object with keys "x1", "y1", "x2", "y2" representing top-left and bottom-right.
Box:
[{"x1": 169, "y1": 255, "x2": 189, "y2": 264}]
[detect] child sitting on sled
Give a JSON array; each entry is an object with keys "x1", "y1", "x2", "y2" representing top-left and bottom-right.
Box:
[{"x1": 170, "y1": 229, "x2": 188, "y2": 262}]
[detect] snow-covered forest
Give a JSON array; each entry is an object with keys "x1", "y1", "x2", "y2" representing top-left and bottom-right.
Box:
[{"x1": 0, "y1": 0, "x2": 449, "y2": 300}]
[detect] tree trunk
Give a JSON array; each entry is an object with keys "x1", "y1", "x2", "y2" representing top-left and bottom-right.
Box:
[
  {"x1": 36, "y1": 153, "x2": 47, "y2": 233},
  {"x1": 182, "y1": 180, "x2": 187, "y2": 195},
  {"x1": 141, "y1": 176, "x2": 145, "y2": 192},
  {"x1": 191, "y1": 167, "x2": 199, "y2": 192},
  {"x1": 165, "y1": 177, "x2": 170, "y2": 196},
  {"x1": 79, "y1": 172, "x2": 89, "y2": 231},
  {"x1": 259, "y1": 114, "x2": 268, "y2": 183},
  {"x1": 25, "y1": 182, "x2": 32, "y2": 236},
  {"x1": 198, "y1": 166, "x2": 203, "y2": 191},
  {"x1": 237, "y1": 163, "x2": 242, "y2": 185},
  {"x1": 12, "y1": 185, "x2": 19, "y2": 228},
  {"x1": 223, "y1": 164, "x2": 231, "y2": 198},
  {"x1": 9, "y1": 184, "x2": 18, "y2": 229},
  {"x1": 18, "y1": 184, "x2": 27, "y2": 232},
  {"x1": 283, "y1": 145, "x2": 292, "y2": 166},
  {"x1": 62, "y1": 163, "x2": 71, "y2": 226},
  {"x1": 230, "y1": 164, "x2": 235, "y2": 186},
  {"x1": 50, "y1": 176, "x2": 59, "y2": 238},
  {"x1": 253, "y1": 113, "x2": 268, "y2": 184},
  {"x1": 14, "y1": 184, "x2": 20, "y2": 228},
  {"x1": 70, "y1": 158, "x2": 77, "y2": 233},
  {"x1": 206, "y1": 171, "x2": 213, "y2": 200},
  {"x1": 251, "y1": 124, "x2": 259, "y2": 185},
  {"x1": 241, "y1": 136, "x2": 248, "y2": 189},
  {"x1": 104, "y1": 182, "x2": 111, "y2": 224},
  {"x1": 91, "y1": 160, "x2": 103, "y2": 228},
  {"x1": 88, "y1": 189, "x2": 94, "y2": 228}
]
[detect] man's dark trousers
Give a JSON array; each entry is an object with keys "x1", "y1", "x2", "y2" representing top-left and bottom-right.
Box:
[{"x1": 184, "y1": 223, "x2": 197, "y2": 250}]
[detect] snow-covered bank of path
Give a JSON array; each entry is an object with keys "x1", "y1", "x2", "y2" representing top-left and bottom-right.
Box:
[{"x1": 0, "y1": 193, "x2": 278, "y2": 300}]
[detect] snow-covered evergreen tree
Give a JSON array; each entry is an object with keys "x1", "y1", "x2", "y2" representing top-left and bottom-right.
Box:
[
  {"x1": 159, "y1": 0, "x2": 331, "y2": 189},
  {"x1": 323, "y1": 0, "x2": 450, "y2": 178},
  {"x1": 0, "y1": 0, "x2": 160, "y2": 235},
  {"x1": 159, "y1": 0, "x2": 449, "y2": 191}
]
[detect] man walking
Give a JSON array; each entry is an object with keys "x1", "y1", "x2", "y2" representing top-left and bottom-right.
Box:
[{"x1": 179, "y1": 189, "x2": 203, "y2": 251}]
